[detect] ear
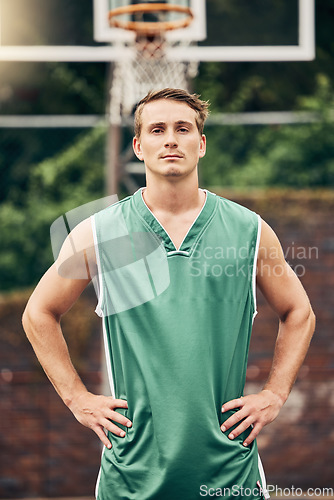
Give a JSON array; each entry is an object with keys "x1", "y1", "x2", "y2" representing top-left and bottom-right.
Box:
[
  {"x1": 199, "y1": 134, "x2": 207, "y2": 159},
  {"x1": 133, "y1": 136, "x2": 144, "y2": 161}
]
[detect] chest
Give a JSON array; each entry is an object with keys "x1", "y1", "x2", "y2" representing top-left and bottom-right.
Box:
[{"x1": 157, "y1": 213, "x2": 199, "y2": 250}]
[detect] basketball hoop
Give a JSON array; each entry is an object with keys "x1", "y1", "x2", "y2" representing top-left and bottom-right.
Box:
[
  {"x1": 108, "y1": 3, "x2": 194, "y2": 35},
  {"x1": 108, "y1": 2, "x2": 197, "y2": 124}
]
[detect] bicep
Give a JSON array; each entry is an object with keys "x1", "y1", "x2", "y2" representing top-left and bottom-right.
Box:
[
  {"x1": 256, "y1": 219, "x2": 310, "y2": 320},
  {"x1": 26, "y1": 217, "x2": 97, "y2": 320},
  {"x1": 26, "y1": 263, "x2": 91, "y2": 321},
  {"x1": 55, "y1": 217, "x2": 97, "y2": 281}
]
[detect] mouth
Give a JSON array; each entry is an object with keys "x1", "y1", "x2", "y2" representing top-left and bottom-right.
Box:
[{"x1": 160, "y1": 154, "x2": 184, "y2": 160}]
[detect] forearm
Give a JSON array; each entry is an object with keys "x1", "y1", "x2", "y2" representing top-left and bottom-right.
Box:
[
  {"x1": 263, "y1": 305, "x2": 316, "y2": 404},
  {"x1": 23, "y1": 306, "x2": 132, "y2": 448},
  {"x1": 22, "y1": 308, "x2": 88, "y2": 407},
  {"x1": 220, "y1": 305, "x2": 315, "y2": 445}
]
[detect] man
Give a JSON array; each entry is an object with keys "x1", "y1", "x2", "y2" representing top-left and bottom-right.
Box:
[{"x1": 22, "y1": 88, "x2": 315, "y2": 499}]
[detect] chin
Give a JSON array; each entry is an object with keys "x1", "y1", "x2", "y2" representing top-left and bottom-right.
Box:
[
  {"x1": 164, "y1": 170, "x2": 184, "y2": 177},
  {"x1": 148, "y1": 165, "x2": 186, "y2": 178},
  {"x1": 166, "y1": 164, "x2": 186, "y2": 174}
]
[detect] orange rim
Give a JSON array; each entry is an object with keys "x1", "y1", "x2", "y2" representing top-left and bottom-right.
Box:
[{"x1": 108, "y1": 3, "x2": 194, "y2": 34}]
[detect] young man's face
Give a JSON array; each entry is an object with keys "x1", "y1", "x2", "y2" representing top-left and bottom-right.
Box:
[{"x1": 133, "y1": 99, "x2": 206, "y2": 181}]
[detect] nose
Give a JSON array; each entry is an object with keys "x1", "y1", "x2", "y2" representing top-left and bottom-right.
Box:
[{"x1": 164, "y1": 130, "x2": 178, "y2": 149}]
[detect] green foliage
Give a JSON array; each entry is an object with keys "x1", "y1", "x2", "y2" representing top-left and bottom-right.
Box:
[
  {"x1": 37, "y1": 63, "x2": 107, "y2": 114},
  {"x1": 29, "y1": 126, "x2": 105, "y2": 204},
  {"x1": 200, "y1": 75, "x2": 334, "y2": 188},
  {"x1": 205, "y1": 0, "x2": 297, "y2": 46},
  {"x1": 0, "y1": 127, "x2": 106, "y2": 291},
  {"x1": 201, "y1": 121, "x2": 334, "y2": 188},
  {"x1": 2, "y1": 77, "x2": 334, "y2": 291},
  {"x1": 1, "y1": 0, "x2": 334, "y2": 292},
  {"x1": 0, "y1": 128, "x2": 84, "y2": 205}
]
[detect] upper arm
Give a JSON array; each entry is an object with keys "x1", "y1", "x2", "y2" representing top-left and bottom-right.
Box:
[
  {"x1": 256, "y1": 219, "x2": 312, "y2": 321},
  {"x1": 24, "y1": 217, "x2": 97, "y2": 321}
]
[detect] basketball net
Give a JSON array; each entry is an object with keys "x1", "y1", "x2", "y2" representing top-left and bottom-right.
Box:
[{"x1": 109, "y1": 35, "x2": 198, "y2": 124}]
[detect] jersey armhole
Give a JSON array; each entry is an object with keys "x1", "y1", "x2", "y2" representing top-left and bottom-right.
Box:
[
  {"x1": 91, "y1": 214, "x2": 104, "y2": 318},
  {"x1": 252, "y1": 214, "x2": 262, "y2": 322}
]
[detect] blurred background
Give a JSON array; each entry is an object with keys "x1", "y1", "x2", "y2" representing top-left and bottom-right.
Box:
[{"x1": 0, "y1": 0, "x2": 333, "y2": 498}]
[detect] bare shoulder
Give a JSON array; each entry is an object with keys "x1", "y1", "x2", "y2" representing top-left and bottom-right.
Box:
[
  {"x1": 23, "y1": 217, "x2": 98, "y2": 321},
  {"x1": 258, "y1": 218, "x2": 284, "y2": 260},
  {"x1": 256, "y1": 218, "x2": 311, "y2": 318},
  {"x1": 257, "y1": 218, "x2": 291, "y2": 281},
  {"x1": 56, "y1": 217, "x2": 97, "y2": 280}
]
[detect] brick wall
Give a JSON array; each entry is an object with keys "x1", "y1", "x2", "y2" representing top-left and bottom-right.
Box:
[
  {"x1": 223, "y1": 189, "x2": 334, "y2": 491},
  {"x1": 0, "y1": 287, "x2": 102, "y2": 498},
  {"x1": 0, "y1": 189, "x2": 333, "y2": 497}
]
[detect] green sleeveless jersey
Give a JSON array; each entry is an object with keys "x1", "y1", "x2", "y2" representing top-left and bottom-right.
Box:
[{"x1": 92, "y1": 188, "x2": 269, "y2": 500}]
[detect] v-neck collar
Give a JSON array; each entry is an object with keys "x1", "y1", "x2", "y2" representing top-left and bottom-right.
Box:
[{"x1": 132, "y1": 187, "x2": 217, "y2": 255}]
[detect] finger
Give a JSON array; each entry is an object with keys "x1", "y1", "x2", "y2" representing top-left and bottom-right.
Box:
[
  {"x1": 104, "y1": 398, "x2": 132, "y2": 427},
  {"x1": 109, "y1": 398, "x2": 129, "y2": 410},
  {"x1": 102, "y1": 418, "x2": 128, "y2": 437},
  {"x1": 106, "y1": 409, "x2": 132, "y2": 428},
  {"x1": 226, "y1": 417, "x2": 254, "y2": 440},
  {"x1": 221, "y1": 397, "x2": 244, "y2": 413},
  {"x1": 242, "y1": 424, "x2": 262, "y2": 447},
  {"x1": 94, "y1": 425, "x2": 112, "y2": 449},
  {"x1": 220, "y1": 408, "x2": 247, "y2": 432},
  {"x1": 104, "y1": 416, "x2": 128, "y2": 435}
]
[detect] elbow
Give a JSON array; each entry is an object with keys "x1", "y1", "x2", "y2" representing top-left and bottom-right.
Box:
[
  {"x1": 22, "y1": 305, "x2": 28, "y2": 331},
  {"x1": 308, "y1": 306, "x2": 316, "y2": 332},
  {"x1": 304, "y1": 299, "x2": 316, "y2": 331},
  {"x1": 280, "y1": 302, "x2": 316, "y2": 335},
  {"x1": 22, "y1": 303, "x2": 33, "y2": 339},
  {"x1": 295, "y1": 303, "x2": 316, "y2": 339},
  {"x1": 22, "y1": 301, "x2": 40, "y2": 342},
  {"x1": 22, "y1": 300, "x2": 60, "y2": 343}
]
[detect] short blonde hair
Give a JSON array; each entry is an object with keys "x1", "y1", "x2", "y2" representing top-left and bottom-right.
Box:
[{"x1": 134, "y1": 88, "x2": 210, "y2": 138}]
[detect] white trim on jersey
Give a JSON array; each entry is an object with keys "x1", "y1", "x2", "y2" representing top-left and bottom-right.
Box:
[
  {"x1": 95, "y1": 452, "x2": 102, "y2": 499},
  {"x1": 252, "y1": 214, "x2": 262, "y2": 322},
  {"x1": 91, "y1": 214, "x2": 104, "y2": 317},
  {"x1": 101, "y1": 315, "x2": 116, "y2": 398},
  {"x1": 92, "y1": 216, "x2": 117, "y2": 499},
  {"x1": 94, "y1": 321, "x2": 117, "y2": 498},
  {"x1": 258, "y1": 453, "x2": 270, "y2": 499},
  {"x1": 167, "y1": 250, "x2": 190, "y2": 257},
  {"x1": 95, "y1": 445, "x2": 108, "y2": 499}
]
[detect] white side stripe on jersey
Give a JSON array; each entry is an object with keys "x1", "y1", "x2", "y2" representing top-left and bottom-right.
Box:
[{"x1": 252, "y1": 214, "x2": 262, "y2": 323}]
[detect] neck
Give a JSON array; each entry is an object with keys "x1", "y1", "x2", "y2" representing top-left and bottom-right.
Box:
[{"x1": 142, "y1": 176, "x2": 203, "y2": 215}]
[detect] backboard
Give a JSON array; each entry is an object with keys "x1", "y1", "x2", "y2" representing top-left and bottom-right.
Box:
[
  {"x1": 0, "y1": 0, "x2": 315, "y2": 62},
  {"x1": 94, "y1": 0, "x2": 315, "y2": 62}
]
